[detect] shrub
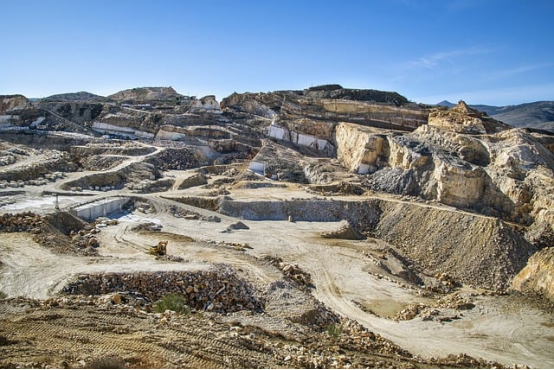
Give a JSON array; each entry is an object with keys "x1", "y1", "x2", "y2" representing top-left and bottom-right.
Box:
[
  {"x1": 326, "y1": 323, "x2": 343, "y2": 338},
  {"x1": 0, "y1": 291, "x2": 6, "y2": 299},
  {"x1": 153, "y1": 293, "x2": 190, "y2": 315}
]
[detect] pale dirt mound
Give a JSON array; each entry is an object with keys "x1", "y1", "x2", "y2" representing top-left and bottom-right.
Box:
[
  {"x1": 0, "y1": 211, "x2": 98, "y2": 256},
  {"x1": 176, "y1": 172, "x2": 207, "y2": 190},
  {"x1": 321, "y1": 220, "x2": 364, "y2": 240},
  {"x1": 372, "y1": 201, "x2": 537, "y2": 290}
]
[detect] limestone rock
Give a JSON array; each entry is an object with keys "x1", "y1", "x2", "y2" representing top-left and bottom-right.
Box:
[
  {"x1": 321, "y1": 220, "x2": 363, "y2": 240},
  {"x1": 228, "y1": 221, "x2": 249, "y2": 230},
  {"x1": 428, "y1": 101, "x2": 510, "y2": 134},
  {"x1": 512, "y1": 247, "x2": 554, "y2": 300},
  {"x1": 433, "y1": 157, "x2": 485, "y2": 208},
  {"x1": 0, "y1": 94, "x2": 30, "y2": 114}
]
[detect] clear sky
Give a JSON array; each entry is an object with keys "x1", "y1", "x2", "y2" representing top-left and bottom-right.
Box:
[{"x1": 1, "y1": 0, "x2": 553, "y2": 105}]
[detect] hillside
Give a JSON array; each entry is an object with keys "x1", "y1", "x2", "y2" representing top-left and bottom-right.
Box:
[{"x1": 40, "y1": 91, "x2": 111, "y2": 102}]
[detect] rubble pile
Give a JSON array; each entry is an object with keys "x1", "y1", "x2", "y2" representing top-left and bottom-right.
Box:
[
  {"x1": 153, "y1": 148, "x2": 199, "y2": 170},
  {"x1": 392, "y1": 292, "x2": 476, "y2": 322},
  {"x1": 0, "y1": 211, "x2": 42, "y2": 232},
  {"x1": 276, "y1": 318, "x2": 417, "y2": 368},
  {"x1": 307, "y1": 181, "x2": 366, "y2": 196},
  {"x1": 79, "y1": 155, "x2": 127, "y2": 171},
  {"x1": 129, "y1": 178, "x2": 174, "y2": 193},
  {"x1": 263, "y1": 280, "x2": 340, "y2": 331},
  {"x1": 62, "y1": 266, "x2": 265, "y2": 313},
  {"x1": 264, "y1": 256, "x2": 313, "y2": 289},
  {"x1": 0, "y1": 151, "x2": 16, "y2": 166},
  {"x1": 169, "y1": 204, "x2": 221, "y2": 222}
]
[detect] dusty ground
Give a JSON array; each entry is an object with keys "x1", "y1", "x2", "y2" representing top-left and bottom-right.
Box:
[{"x1": 0, "y1": 142, "x2": 553, "y2": 368}]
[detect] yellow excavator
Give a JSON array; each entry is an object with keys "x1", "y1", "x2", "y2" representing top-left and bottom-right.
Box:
[{"x1": 149, "y1": 241, "x2": 168, "y2": 256}]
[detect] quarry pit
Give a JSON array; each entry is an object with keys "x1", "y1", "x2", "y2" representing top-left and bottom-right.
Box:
[{"x1": 0, "y1": 88, "x2": 553, "y2": 368}]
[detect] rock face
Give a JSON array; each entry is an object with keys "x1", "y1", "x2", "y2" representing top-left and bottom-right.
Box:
[
  {"x1": 428, "y1": 101, "x2": 510, "y2": 134},
  {"x1": 0, "y1": 95, "x2": 29, "y2": 114},
  {"x1": 512, "y1": 247, "x2": 554, "y2": 300},
  {"x1": 335, "y1": 114, "x2": 554, "y2": 231},
  {"x1": 335, "y1": 123, "x2": 390, "y2": 174}
]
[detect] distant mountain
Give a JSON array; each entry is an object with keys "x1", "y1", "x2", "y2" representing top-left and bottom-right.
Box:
[
  {"x1": 436, "y1": 100, "x2": 554, "y2": 132},
  {"x1": 484, "y1": 102, "x2": 554, "y2": 132},
  {"x1": 436, "y1": 100, "x2": 455, "y2": 108}
]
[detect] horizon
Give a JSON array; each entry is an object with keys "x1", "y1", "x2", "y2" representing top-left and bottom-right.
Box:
[
  {"x1": 11, "y1": 86, "x2": 554, "y2": 108},
  {"x1": 1, "y1": 0, "x2": 553, "y2": 106}
]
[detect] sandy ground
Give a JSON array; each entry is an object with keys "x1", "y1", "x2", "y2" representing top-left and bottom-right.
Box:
[{"x1": 2, "y1": 198, "x2": 552, "y2": 367}]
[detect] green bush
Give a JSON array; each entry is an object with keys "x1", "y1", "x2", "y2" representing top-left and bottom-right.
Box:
[
  {"x1": 326, "y1": 323, "x2": 343, "y2": 338},
  {"x1": 0, "y1": 291, "x2": 6, "y2": 299},
  {"x1": 153, "y1": 293, "x2": 190, "y2": 315}
]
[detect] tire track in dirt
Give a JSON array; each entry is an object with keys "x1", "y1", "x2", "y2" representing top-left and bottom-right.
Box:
[{"x1": 0, "y1": 306, "x2": 275, "y2": 368}]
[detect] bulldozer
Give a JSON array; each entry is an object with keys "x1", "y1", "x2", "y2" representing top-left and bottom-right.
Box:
[{"x1": 149, "y1": 240, "x2": 168, "y2": 256}]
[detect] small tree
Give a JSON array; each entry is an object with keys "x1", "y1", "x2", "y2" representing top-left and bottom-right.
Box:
[{"x1": 326, "y1": 323, "x2": 343, "y2": 339}]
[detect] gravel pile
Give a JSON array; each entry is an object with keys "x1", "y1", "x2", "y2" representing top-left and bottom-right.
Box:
[{"x1": 62, "y1": 266, "x2": 265, "y2": 314}]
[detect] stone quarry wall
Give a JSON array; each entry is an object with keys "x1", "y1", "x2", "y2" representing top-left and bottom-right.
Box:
[
  {"x1": 335, "y1": 122, "x2": 390, "y2": 173},
  {"x1": 62, "y1": 267, "x2": 264, "y2": 313},
  {"x1": 222, "y1": 90, "x2": 429, "y2": 132},
  {"x1": 267, "y1": 123, "x2": 334, "y2": 156},
  {"x1": 92, "y1": 122, "x2": 155, "y2": 139},
  {"x1": 156, "y1": 124, "x2": 232, "y2": 141},
  {"x1": 218, "y1": 198, "x2": 381, "y2": 232},
  {"x1": 72, "y1": 197, "x2": 131, "y2": 221}
]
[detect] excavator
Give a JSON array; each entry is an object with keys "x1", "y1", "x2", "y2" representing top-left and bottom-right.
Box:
[{"x1": 149, "y1": 241, "x2": 168, "y2": 256}]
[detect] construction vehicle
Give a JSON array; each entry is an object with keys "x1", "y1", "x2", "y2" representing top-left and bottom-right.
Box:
[{"x1": 149, "y1": 240, "x2": 168, "y2": 256}]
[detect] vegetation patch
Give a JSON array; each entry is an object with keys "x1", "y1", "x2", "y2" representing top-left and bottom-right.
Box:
[{"x1": 153, "y1": 293, "x2": 191, "y2": 315}]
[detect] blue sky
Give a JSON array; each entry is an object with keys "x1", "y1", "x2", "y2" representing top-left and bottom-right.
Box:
[{"x1": 1, "y1": 0, "x2": 553, "y2": 105}]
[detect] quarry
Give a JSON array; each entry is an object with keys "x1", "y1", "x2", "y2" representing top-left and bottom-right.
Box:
[{"x1": 0, "y1": 85, "x2": 553, "y2": 368}]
